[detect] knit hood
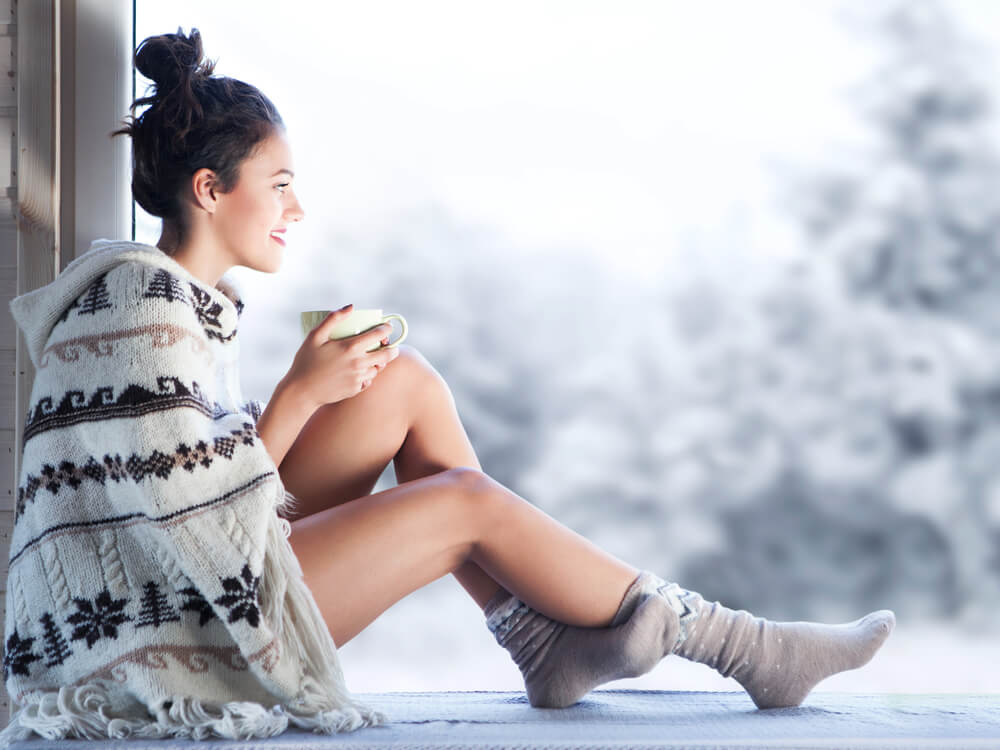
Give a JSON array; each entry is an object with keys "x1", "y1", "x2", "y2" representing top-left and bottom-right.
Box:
[{"x1": 9, "y1": 239, "x2": 245, "y2": 371}]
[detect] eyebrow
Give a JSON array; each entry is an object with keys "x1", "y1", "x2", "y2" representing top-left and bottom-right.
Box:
[{"x1": 271, "y1": 169, "x2": 295, "y2": 178}]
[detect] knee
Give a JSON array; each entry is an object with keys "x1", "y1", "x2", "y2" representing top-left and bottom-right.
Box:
[
  {"x1": 395, "y1": 345, "x2": 450, "y2": 388},
  {"x1": 440, "y1": 467, "x2": 502, "y2": 524},
  {"x1": 383, "y1": 344, "x2": 451, "y2": 396},
  {"x1": 443, "y1": 466, "x2": 494, "y2": 496},
  {"x1": 387, "y1": 344, "x2": 435, "y2": 378},
  {"x1": 384, "y1": 344, "x2": 460, "y2": 418}
]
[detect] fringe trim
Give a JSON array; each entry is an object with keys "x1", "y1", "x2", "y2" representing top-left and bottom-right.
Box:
[
  {"x1": 0, "y1": 489, "x2": 386, "y2": 745},
  {"x1": 259, "y1": 489, "x2": 385, "y2": 725},
  {"x1": 0, "y1": 683, "x2": 382, "y2": 744}
]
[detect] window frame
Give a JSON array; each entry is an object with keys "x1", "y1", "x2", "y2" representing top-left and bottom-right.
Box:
[
  {"x1": 61, "y1": 0, "x2": 134, "y2": 269},
  {"x1": 5, "y1": 5, "x2": 134, "y2": 722}
]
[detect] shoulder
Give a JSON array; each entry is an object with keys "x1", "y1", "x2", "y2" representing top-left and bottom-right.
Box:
[
  {"x1": 46, "y1": 262, "x2": 202, "y2": 343},
  {"x1": 109, "y1": 261, "x2": 241, "y2": 344}
]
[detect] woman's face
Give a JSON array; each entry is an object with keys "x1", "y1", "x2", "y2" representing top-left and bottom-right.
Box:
[{"x1": 212, "y1": 130, "x2": 304, "y2": 275}]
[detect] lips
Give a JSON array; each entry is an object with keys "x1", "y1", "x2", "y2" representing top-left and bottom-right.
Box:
[{"x1": 269, "y1": 230, "x2": 286, "y2": 247}]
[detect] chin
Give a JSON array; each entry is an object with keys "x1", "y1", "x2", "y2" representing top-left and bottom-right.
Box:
[{"x1": 243, "y1": 257, "x2": 280, "y2": 275}]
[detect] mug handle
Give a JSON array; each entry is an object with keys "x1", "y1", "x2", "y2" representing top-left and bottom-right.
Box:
[{"x1": 381, "y1": 314, "x2": 408, "y2": 348}]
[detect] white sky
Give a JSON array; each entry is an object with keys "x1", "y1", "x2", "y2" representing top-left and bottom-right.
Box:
[{"x1": 135, "y1": 0, "x2": 1000, "y2": 282}]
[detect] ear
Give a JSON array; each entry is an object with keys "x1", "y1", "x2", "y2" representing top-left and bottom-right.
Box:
[{"x1": 190, "y1": 168, "x2": 220, "y2": 214}]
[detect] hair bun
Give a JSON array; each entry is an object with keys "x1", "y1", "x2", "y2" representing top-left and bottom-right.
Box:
[{"x1": 135, "y1": 27, "x2": 214, "y2": 93}]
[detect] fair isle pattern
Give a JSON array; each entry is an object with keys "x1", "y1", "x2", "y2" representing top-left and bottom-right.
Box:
[
  {"x1": 656, "y1": 581, "x2": 700, "y2": 651},
  {"x1": 15, "y1": 419, "x2": 260, "y2": 518},
  {"x1": 37, "y1": 323, "x2": 213, "y2": 370},
  {"x1": 8, "y1": 471, "x2": 278, "y2": 569},
  {"x1": 78, "y1": 643, "x2": 250, "y2": 686},
  {"x1": 2, "y1": 241, "x2": 381, "y2": 741},
  {"x1": 248, "y1": 637, "x2": 282, "y2": 673},
  {"x1": 23, "y1": 376, "x2": 233, "y2": 442},
  {"x1": 50, "y1": 271, "x2": 112, "y2": 329},
  {"x1": 143, "y1": 268, "x2": 238, "y2": 343}
]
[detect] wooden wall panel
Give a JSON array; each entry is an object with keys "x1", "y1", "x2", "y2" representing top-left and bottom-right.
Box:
[
  {"x1": 4, "y1": 0, "x2": 58, "y2": 724},
  {"x1": 2, "y1": 0, "x2": 133, "y2": 725}
]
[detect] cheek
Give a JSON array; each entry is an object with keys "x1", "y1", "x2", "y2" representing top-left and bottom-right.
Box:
[
  {"x1": 236, "y1": 196, "x2": 274, "y2": 235},
  {"x1": 255, "y1": 194, "x2": 282, "y2": 224}
]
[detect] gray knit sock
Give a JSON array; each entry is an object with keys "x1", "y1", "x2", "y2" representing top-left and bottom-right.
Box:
[
  {"x1": 629, "y1": 570, "x2": 897, "y2": 709},
  {"x1": 487, "y1": 570, "x2": 896, "y2": 711},
  {"x1": 484, "y1": 577, "x2": 677, "y2": 709}
]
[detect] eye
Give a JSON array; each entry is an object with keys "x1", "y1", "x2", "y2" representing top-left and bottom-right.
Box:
[{"x1": 275, "y1": 182, "x2": 290, "y2": 194}]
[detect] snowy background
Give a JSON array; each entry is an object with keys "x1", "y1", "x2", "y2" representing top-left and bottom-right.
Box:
[{"x1": 135, "y1": 0, "x2": 1000, "y2": 693}]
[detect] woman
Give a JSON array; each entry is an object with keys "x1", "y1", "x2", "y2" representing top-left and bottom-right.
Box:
[{"x1": 2, "y1": 28, "x2": 895, "y2": 742}]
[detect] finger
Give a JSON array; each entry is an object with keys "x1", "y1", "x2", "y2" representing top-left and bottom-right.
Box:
[
  {"x1": 313, "y1": 304, "x2": 354, "y2": 340},
  {"x1": 352, "y1": 323, "x2": 393, "y2": 350},
  {"x1": 376, "y1": 347, "x2": 399, "y2": 367},
  {"x1": 364, "y1": 348, "x2": 395, "y2": 373}
]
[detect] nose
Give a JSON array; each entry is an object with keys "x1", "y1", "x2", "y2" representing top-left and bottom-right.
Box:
[{"x1": 286, "y1": 194, "x2": 305, "y2": 223}]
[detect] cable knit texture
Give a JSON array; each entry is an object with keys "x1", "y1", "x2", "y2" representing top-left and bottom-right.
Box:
[{"x1": 1, "y1": 240, "x2": 384, "y2": 743}]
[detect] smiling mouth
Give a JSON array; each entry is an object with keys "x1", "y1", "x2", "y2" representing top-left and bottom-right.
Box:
[{"x1": 269, "y1": 232, "x2": 286, "y2": 247}]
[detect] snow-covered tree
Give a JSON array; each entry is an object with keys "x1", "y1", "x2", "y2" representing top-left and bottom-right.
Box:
[
  {"x1": 728, "y1": 0, "x2": 1000, "y2": 623},
  {"x1": 795, "y1": 0, "x2": 1000, "y2": 319}
]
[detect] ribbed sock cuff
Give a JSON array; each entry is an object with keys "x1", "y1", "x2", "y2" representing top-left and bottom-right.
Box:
[
  {"x1": 484, "y1": 590, "x2": 524, "y2": 635},
  {"x1": 483, "y1": 588, "x2": 514, "y2": 618}
]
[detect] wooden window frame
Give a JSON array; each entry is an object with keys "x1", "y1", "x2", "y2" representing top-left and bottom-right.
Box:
[{"x1": 4, "y1": 0, "x2": 133, "y2": 721}]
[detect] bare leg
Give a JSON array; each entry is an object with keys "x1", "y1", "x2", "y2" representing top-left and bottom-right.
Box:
[
  {"x1": 279, "y1": 350, "x2": 895, "y2": 710},
  {"x1": 289, "y1": 466, "x2": 638, "y2": 646},
  {"x1": 278, "y1": 346, "x2": 514, "y2": 608}
]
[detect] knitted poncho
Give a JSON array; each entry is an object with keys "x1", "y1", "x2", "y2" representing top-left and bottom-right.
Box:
[{"x1": 1, "y1": 240, "x2": 383, "y2": 742}]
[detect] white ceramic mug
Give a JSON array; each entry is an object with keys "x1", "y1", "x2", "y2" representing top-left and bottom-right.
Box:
[{"x1": 301, "y1": 309, "x2": 408, "y2": 352}]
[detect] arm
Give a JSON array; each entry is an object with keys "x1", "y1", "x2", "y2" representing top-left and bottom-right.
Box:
[
  {"x1": 255, "y1": 378, "x2": 319, "y2": 470},
  {"x1": 254, "y1": 312, "x2": 400, "y2": 468}
]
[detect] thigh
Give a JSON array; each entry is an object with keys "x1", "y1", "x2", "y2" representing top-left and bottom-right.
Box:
[
  {"x1": 277, "y1": 345, "x2": 433, "y2": 519},
  {"x1": 290, "y1": 467, "x2": 493, "y2": 645}
]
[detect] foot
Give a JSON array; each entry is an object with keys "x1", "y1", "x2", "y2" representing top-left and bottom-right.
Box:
[
  {"x1": 487, "y1": 592, "x2": 679, "y2": 708},
  {"x1": 673, "y1": 594, "x2": 896, "y2": 709}
]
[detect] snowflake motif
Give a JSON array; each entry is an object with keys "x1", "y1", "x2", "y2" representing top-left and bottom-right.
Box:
[
  {"x1": 125, "y1": 450, "x2": 174, "y2": 481},
  {"x1": 39, "y1": 463, "x2": 60, "y2": 493},
  {"x1": 188, "y1": 285, "x2": 224, "y2": 330},
  {"x1": 81, "y1": 456, "x2": 108, "y2": 483},
  {"x1": 176, "y1": 440, "x2": 214, "y2": 471},
  {"x1": 62, "y1": 461, "x2": 83, "y2": 490},
  {"x1": 102, "y1": 453, "x2": 129, "y2": 483},
  {"x1": 176, "y1": 443, "x2": 196, "y2": 472},
  {"x1": 195, "y1": 441, "x2": 212, "y2": 468},
  {"x1": 67, "y1": 589, "x2": 131, "y2": 648},
  {"x1": 37, "y1": 460, "x2": 81, "y2": 495},
  {"x1": 179, "y1": 586, "x2": 218, "y2": 626},
  {"x1": 2, "y1": 630, "x2": 41, "y2": 680},
  {"x1": 15, "y1": 486, "x2": 28, "y2": 517},
  {"x1": 214, "y1": 564, "x2": 261, "y2": 627}
]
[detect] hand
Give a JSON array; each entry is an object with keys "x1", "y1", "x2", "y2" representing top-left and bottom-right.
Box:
[{"x1": 282, "y1": 304, "x2": 401, "y2": 409}]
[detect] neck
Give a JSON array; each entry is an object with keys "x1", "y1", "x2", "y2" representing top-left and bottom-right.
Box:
[{"x1": 157, "y1": 222, "x2": 228, "y2": 288}]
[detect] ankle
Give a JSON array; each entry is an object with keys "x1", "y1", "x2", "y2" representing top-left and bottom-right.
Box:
[{"x1": 483, "y1": 588, "x2": 515, "y2": 619}]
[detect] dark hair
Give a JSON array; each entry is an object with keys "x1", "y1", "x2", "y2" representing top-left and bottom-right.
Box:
[{"x1": 112, "y1": 28, "x2": 284, "y2": 246}]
